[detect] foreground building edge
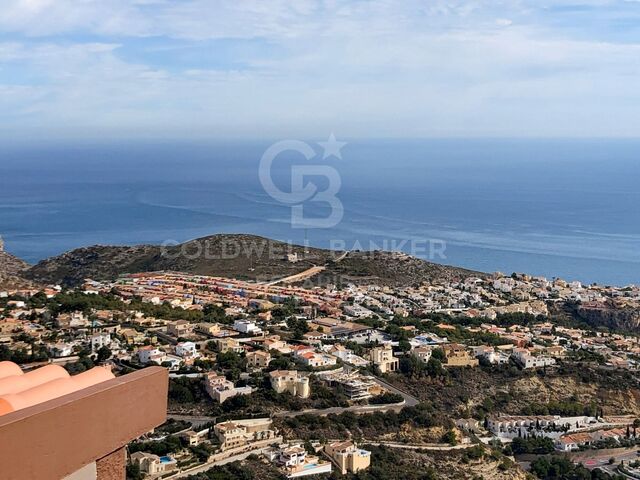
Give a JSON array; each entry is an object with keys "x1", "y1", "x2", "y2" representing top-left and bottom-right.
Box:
[{"x1": 0, "y1": 366, "x2": 168, "y2": 480}]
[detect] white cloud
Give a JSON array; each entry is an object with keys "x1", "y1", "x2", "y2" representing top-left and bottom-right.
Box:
[{"x1": 1, "y1": 1, "x2": 640, "y2": 138}]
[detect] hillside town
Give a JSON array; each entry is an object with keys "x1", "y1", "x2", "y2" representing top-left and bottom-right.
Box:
[{"x1": 2, "y1": 268, "x2": 640, "y2": 479}]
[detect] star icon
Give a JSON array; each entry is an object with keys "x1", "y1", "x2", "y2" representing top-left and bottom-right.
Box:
[{"x1": 318, "y1": 133, "x2": 347, "y2": 160}]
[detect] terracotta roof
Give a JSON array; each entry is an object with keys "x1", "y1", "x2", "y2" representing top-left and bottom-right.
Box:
[
  {"x1": 559, "y1": 432, "x2": 592, "y2": 444},
  {"x1": 0, "y1": 361, "x2": 23, "y2": 380},
  {"x1": 0, "y1": 361, "x2": 115, "y2": 416}
]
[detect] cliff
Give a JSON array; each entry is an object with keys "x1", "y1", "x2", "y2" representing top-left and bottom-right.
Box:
[{"x1": 550, "y1": 300, "x2": 640, "y2": 332}]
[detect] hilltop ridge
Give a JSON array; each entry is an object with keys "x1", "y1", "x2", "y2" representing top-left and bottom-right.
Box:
[{"x1": 21, "y1": 234, "x2": 481, "y2": 288}]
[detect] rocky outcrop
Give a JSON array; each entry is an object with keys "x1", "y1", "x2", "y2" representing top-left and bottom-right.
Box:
[
  {"x1": 552, "y1": 300, "x2": 640, "y2": 332},
  {"x1": 0, "y1": 247, "x2": 33, "y2": 290},
  {"x1": 576, "y1": 302, "x2": 640, "y2": 331}
]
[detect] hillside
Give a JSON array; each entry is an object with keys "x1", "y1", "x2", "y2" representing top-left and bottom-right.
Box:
[
  {"x1": 23, "y1": 234, "x2": 482, "y2": 287},
  {"x1": 389, "y1": 363, "x2": 640, "y2": 418},
  {"x1": 0, "y1": 248, "x2": 34, "y2": 290},
  {"x1": 321, "y1": 250, "x2": 480, "y2": 287}
]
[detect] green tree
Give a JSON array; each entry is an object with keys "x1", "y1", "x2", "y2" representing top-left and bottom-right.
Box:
[
  {"x1": 399, "y1": 354, "x2": 425, "y2": 377},
  {"x1": 431, "y1": 348, "x2": 446, "y2": 361},
  {"x1": 287, "y1": 317, "x2": 309, "y2": 340},
  {"x1": 425, "y1": 357, "x2": 445, "y2": 377},
  {"x1": 441, "y1": 430, "x2": 457, "y2": 446},
  {"x1": 126, "y1": 463, "x2": 143, "y2": 480},
  {"x1": 96, "y1": 346, "x2": 112, "y2": 363},
  {"x1": 203, "y1": 304, "x2": 228, "y2": 323}
]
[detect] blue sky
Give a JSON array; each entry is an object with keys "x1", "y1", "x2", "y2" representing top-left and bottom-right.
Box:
[{"x1": 1, "y1": 0, "x2": 640, "y2": 139}]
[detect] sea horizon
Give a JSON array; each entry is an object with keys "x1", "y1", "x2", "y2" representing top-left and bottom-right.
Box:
[{"x1": 2, "y1": 138, "x2": 639, "y2": 287}]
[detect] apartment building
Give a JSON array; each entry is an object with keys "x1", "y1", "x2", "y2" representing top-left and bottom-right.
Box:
[{"x1": 321, "y1": 371, "x2": 380, "y2": 401}]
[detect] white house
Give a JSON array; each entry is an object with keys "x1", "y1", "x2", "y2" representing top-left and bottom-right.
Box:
[
  {"x1": 90, "y1": 333, "x2": 111, "y2": 351},
  {"x1": 511, "y1": 348, "x2": 556, "y2": 369},
  {"x1": 411, "y1": 346, "x2": 432, "y2": 364},
  {"x1": 48, "y1": 342, "x2": 75, "y2": 358},
  {"x1": 175, "y1": 341, "x2": 199, "y2": 360},
  {"x1": 278, "y1": 445, "x2": 307, "y2": 468},
  {"x1": 298, "y1": 352, "x2": 337, "y2": 368},
  {"x1": 233, "y1": 320, "x2": 262, "y2": 335},
  {"x1": 137, "y1": 347, "x2": 165, "y2": 364},
  {"x1": 204, "y1": 373, "x2": 252, "y2": 403}
]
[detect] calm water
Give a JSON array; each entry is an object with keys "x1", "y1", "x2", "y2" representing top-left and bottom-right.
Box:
[{"x1": 1, "y1": 139, "x2": 639, "y2": 286}]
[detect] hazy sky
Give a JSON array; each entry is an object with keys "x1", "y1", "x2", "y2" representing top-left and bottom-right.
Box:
[{"x1": 1, "y1": 0, "x2": 640, "y2": 139}]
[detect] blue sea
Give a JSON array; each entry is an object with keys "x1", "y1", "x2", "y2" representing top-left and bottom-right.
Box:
[{"x1": 1, "y1": 138, "x2": 639, "y2": 286}]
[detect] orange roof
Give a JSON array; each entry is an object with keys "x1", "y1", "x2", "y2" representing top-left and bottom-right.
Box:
[
  {"x1": 437, "y1": 323, "x2": 457, "y2": 330},
  {"x1": 560, "y1": 432, "x2": 592, "y2": 444},
  {"x1": 0, "y1": 362, "x2": 23, "y2": 380},
  {"x1": 0, "y1": 362, "x2": 115, "y2": 417},
  {"x1": 293, "y1": 345, "x2": 312, "y2": 351},
  {"x1": 0, "y1": 365, "x2": 69, "y2": 396}
]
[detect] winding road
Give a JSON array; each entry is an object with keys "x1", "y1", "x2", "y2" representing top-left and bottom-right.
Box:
[{"x1": 168, "y1": 375, "x2": 419, "y2": 427}]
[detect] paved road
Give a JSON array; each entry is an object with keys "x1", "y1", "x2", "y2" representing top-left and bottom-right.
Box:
[
  {"x1": 168, "y1": 375, "x2": 419, "y2": 425},
  {"x1": 271, "y1": 375, "x2": 418, "y2": 418},
  {"x1": 570, "y1": 446, "x2": 640, "y2": 470},
  {"x1": 265, "y1": 265, "x2": 326, "y2": 286},
  {"x1": 167, "y1": 446, "x2": 274, "y2": 478},
  {"x1": 166, "y1": 414, "x2": 218, "y2": 428},
  {"x1": 274, "y1": 400, "x2": 407, "y2": 418},
  {"x1": 364, "y1": 441, "x2": 473, "y2": 451},
  {"x1": 169, "y1": 400, "x2": 408, "y2": 426},
  {"x1": 264, "y1": 250, "x2": 349, "y2": 286},
  {"x1": 333, "y1": 251, "x2": 349, "y2": 262},
  {"x1": 372, "y1": 376, "x2": 419, "y2": 407}
]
